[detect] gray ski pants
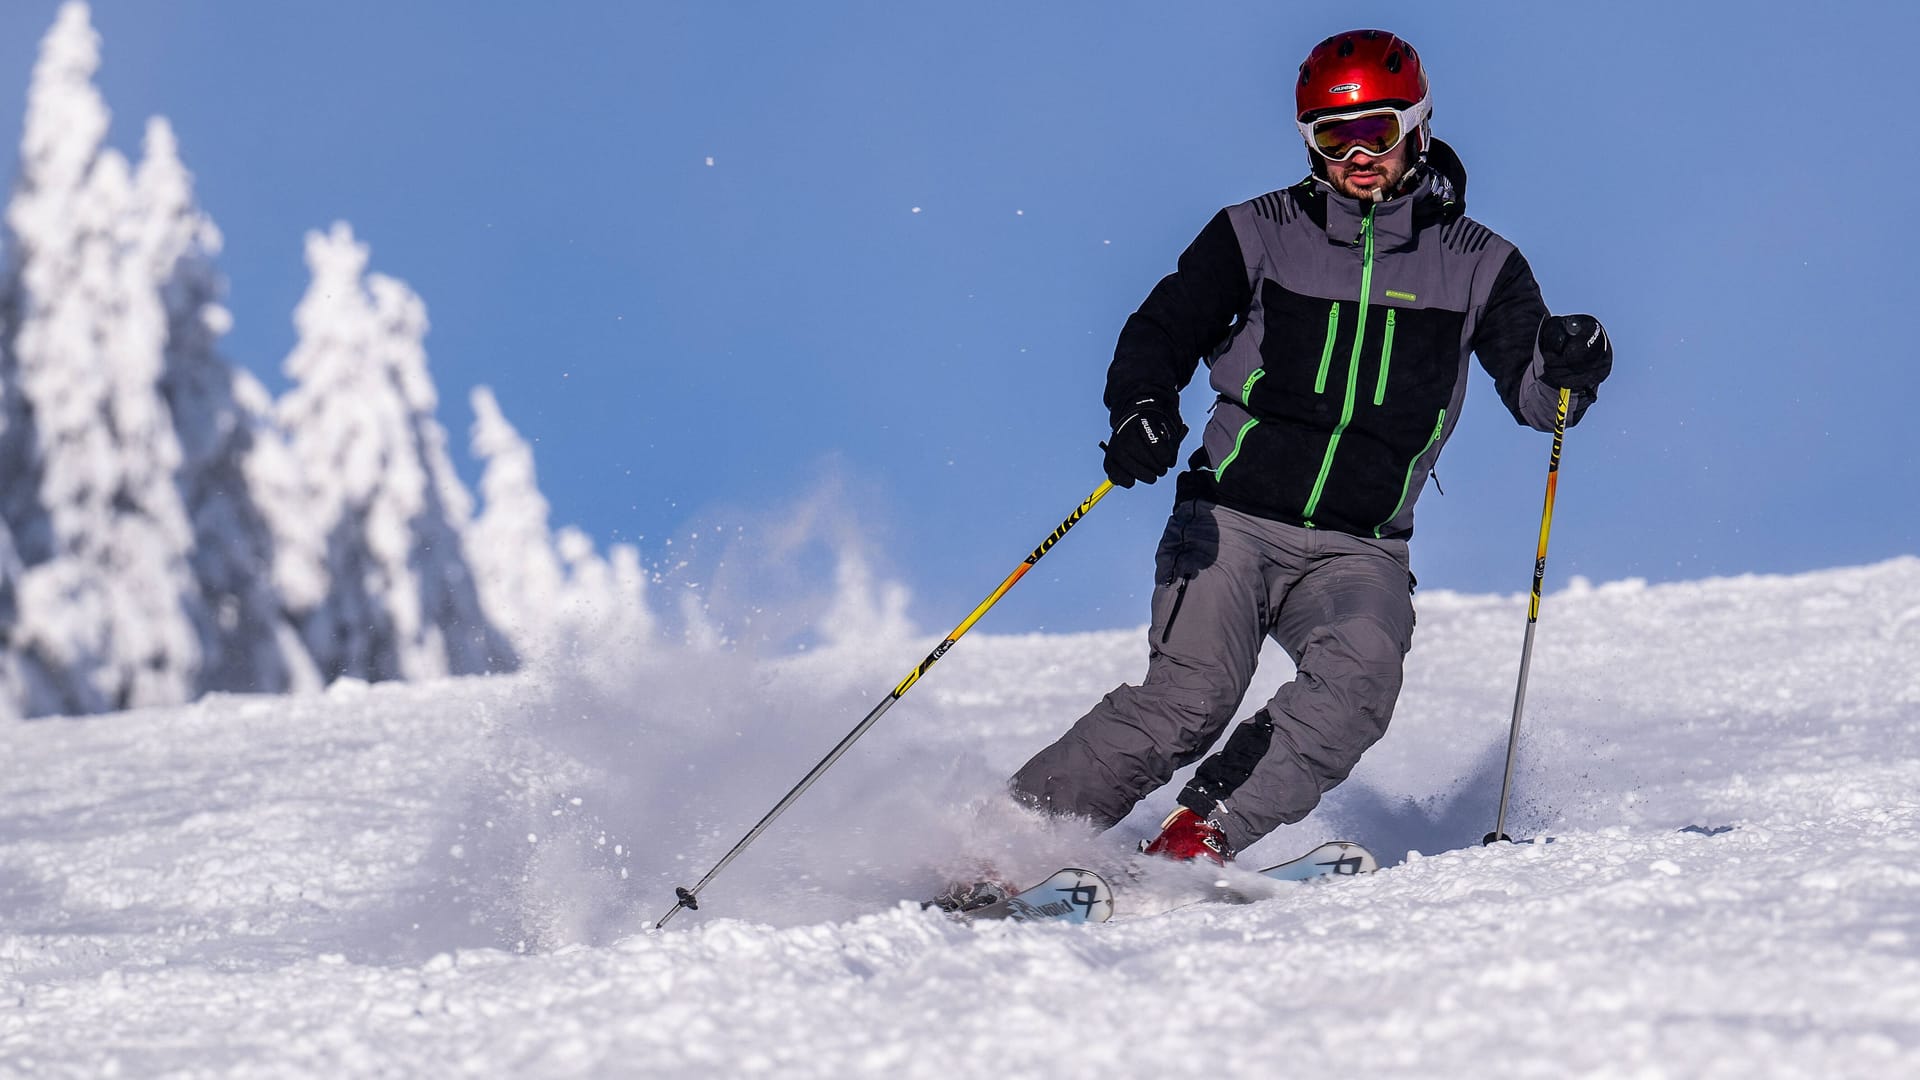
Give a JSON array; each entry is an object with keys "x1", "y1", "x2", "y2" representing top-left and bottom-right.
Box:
[{"x1": 1009, "y1": 499, "x2": 1415, "y2": 853}]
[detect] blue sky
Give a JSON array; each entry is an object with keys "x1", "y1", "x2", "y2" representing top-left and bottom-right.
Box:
[{"x1": 2, "y1": 2, "x2": 1915, "y2": 635}]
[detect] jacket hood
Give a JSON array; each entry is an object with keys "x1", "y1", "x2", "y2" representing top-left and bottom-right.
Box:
[{"x1": 1421, "y1": 137, "x2": 1467, "y2": 220}]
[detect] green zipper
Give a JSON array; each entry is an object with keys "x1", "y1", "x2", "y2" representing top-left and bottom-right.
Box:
[
  {"x1": 1375, "y1": 408, "x2": 1447, "y2": 537},
  {"x1": 1314, "y1": 302, "x2": 1340, "y2": 393},
  {"x1": 1221, "y1": 355, "x2": 1270, "y2": 481},
  {"x1": 1213, "y1": 417, "x2": 1259, "y2": 481},
  {"x1": 1374, "y1": 308, "x2": 1396, "y2": 406},
  {"x1": 1303, "y1": 209, "x2": 1375, "y2": 523}
]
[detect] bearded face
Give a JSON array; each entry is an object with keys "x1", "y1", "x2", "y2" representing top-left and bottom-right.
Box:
[{"x1": 1323, "y1": 139, "x2": 1415, "y2": 202}]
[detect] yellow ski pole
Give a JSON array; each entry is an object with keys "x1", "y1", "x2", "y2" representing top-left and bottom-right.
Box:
[
  {"x1": 657, "y1": 480, "x2": 1116, "y2": 927},
  {"x1": 1485, "y1": 387, "x2": 1571, "y2": 845}
]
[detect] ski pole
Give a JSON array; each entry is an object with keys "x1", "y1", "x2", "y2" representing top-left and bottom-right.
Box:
[
  {"x1": 656, "y1": 479, "x2": 1116, "y2": 927},
  {"x1": 1485, "y1": 387, "x2": 1571, "y2": 845}
]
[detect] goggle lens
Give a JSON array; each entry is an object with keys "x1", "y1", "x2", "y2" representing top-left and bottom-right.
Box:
[{"x1": 1310, "y1": 110, "x2": 1407, "y2": 162}]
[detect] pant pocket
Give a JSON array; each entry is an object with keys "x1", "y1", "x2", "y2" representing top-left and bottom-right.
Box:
[
  {"x1": 1151, "y1": 501, "x2": 1220, "y2": 646},
  {"x1": 1159, "y1": 575, "x2": 1192, "y2": 645}
]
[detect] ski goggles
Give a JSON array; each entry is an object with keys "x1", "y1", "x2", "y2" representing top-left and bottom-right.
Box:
[{"x1": 1295, "y1": 100, "x2": 1431, "y2": 162}]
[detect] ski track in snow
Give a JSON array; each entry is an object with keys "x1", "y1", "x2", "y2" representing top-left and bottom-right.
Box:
[{"x1": 3, "y1": 559, "x2": 1920, "y2": 1077}]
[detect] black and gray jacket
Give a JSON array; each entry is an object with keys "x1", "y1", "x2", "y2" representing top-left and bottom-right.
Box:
[{"x1": 1107, "y1": 139, "x2": 1590, "y2": 540}]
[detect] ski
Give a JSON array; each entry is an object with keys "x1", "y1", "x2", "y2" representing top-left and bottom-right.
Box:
[
  {"x1": 1256, "y1": 839, "x2": 1378, "y2": 881},
  {"x1": 932, "y1": 867, "x2": 1115, "y2": 925},
  {"x1": 1194, "y1": 840, "x2": 1380, "y2": 908},
  {"x1": 931, "y1": 842, "x2": 1371, "y2": 924}
]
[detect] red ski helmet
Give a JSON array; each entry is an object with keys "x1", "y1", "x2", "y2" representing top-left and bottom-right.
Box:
[{"x1": 1295, "y1": 30, "x2": 1431, "y2": 161}]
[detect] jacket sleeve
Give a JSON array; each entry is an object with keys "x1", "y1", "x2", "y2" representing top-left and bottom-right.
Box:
[
  {"x1": 1473, "y1": 248, "x2": 1595, "y2": 430},
  {"x1": 1103, "y1": 209, "x2": 1252, "y2": 426}
]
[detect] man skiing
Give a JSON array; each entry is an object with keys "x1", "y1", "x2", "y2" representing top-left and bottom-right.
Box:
[{"x1": 1009, "y1": 29, "x2": 1614, "y2": 864}]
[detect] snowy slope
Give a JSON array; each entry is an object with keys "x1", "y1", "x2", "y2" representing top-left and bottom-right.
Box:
[{"x1": 3, "y1": 559, "x2": 1919, "y2": 1077}]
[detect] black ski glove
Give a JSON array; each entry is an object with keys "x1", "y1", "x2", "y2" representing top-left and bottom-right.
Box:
[
  {"x1": 1102, "y1": 397, "x2": 1186, "y2": 488},
  {"x1": 1538, "y1": 314, "x2": 1613, "y2": 392}
]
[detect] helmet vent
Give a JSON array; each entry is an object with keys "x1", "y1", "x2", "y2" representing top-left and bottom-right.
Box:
[
  {"x1": 1337, "y1": 38, "x2": 1355, "y2": 57},
  {"x1": 1386, "y1": 51, "x2": 1403, "y2": 74}
]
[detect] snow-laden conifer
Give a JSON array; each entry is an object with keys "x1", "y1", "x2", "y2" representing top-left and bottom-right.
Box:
[
  {"x1": 555, "y1": 528, "x2": 653, "y2": 663},
  {"x1": 469, "y1": 386, "x2": 651, "y2": 664},
  {"x1": 468, "y1": 386, "x2": 566, "y2": 652},
  {"x1": 0, "y1": 2, "x2": 205, "y2": 714},
  {"x1": 817, "y1": 551, "x2": 913, "y2": 650},
  {"x1": 0, "y1": 528, "x2": 26, "y2": 721},
  {"x1": 134, "y1": 116, "x2": 318, "y2": 696},
  {"x1": 274, "y1": 223, "x2": 514, "y2": 682}
]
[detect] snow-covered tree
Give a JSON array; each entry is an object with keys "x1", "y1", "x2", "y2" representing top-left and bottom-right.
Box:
[
  {"x1": 553, "y1": 528, "x2": 653, "y2": 662},
  {"x1": 0, "y1": 528, "x2": 27, "y2": 722},
  {"x1": 468, "y1": 385, "x2": 651, "y2": 664},
  {"x1": 467, "y1": 385, "x2": 565, "y2": 650},
  {"x1": 133, "y1": 116, "x2": 317, "y2": 697},
  {"x1": 273, "y1": 223, "x2": 514, "y2": 682},
  {"x1": 817, "y1": 550, "x2": 914, "y2": 650},
  {"x1": 0, "y1": 2, "x2": 206, "y2": 714}
]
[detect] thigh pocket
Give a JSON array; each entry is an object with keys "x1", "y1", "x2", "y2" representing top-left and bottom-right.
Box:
[
  {"x1": 1151, "y1": 502, "x2": 1223, "y2": 646},
  {"x1": 1153, "y1": 501, "x2": 1221, "y2": 584}
]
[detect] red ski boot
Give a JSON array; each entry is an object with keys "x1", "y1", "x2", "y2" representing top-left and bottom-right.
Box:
[{"x1": 1141, "y1": 807, "x2": 1232, "y2": 865}]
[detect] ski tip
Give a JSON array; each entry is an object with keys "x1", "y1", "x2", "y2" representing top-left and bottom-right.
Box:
[
  {"x1": 1027, "y1": 867, "x2": 1115, "y2": 924},
  {"x1": 1257, "y1": 840, "x2": 1378, "y2": 881},
  {"x1": 952, "y1": 866, "x2": 1114, "y2": 925}
]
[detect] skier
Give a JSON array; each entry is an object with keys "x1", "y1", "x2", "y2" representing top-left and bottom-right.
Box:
[{"x1": 1009, "y1": 30, "x2": 1613, "y2": 863}]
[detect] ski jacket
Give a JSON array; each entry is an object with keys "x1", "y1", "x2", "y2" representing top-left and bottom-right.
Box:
[{"x1": 1106, "y1": 140, "x2": 1590, "y2": 540}]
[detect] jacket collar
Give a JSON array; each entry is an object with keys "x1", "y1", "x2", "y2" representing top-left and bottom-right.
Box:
[
  {"x1": 1319, "y1": 181, "x2": 1420, "y2": 250},
  {"x1": 1295, "y1": 137, "x2": 1469, "y2": 249}
]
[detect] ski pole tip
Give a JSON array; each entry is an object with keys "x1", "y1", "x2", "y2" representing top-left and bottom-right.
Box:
[
  {"x1": 655, "y1": 886, "x2": 700, "y2": 929},
  {"x1": 1481, "y1": 831, "x2": 1512, "y2": 846}
]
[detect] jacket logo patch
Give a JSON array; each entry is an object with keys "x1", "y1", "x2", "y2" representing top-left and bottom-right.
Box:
[{"x1": 1385, "y1": 289, "x2": 1417, "y2": 302}]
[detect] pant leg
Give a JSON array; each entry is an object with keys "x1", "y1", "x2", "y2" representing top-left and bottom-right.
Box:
[
  {"x1": 1178, "y1": 531, "x2": 1414, "y2": 852},
  {"x1": 1009, "y1": 500, "x2": 1273, "y2": 827}
]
